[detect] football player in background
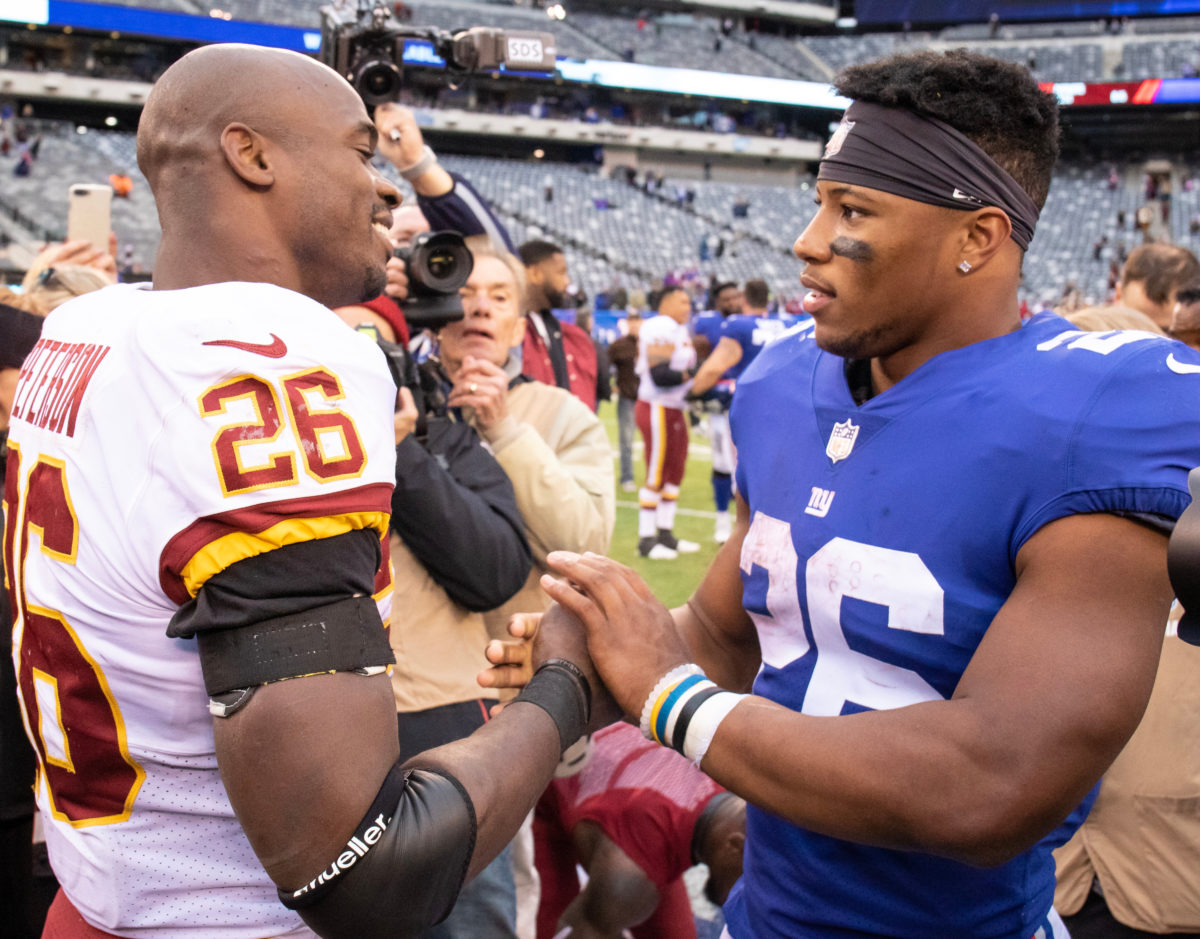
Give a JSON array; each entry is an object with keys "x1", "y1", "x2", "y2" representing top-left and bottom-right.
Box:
[
  {"x1": 688, "y1": 279, "x2": 792, "y2": 543},
  {"x1": 531, "y1": 49, "x2": 1200, "y2": 938},
  {"x1": 534, "y1": 722, "x2": 745, "y2": 939},
  {"x1": 635, "y1": 285, "x2": 700, "y2": 560},
  {"x1": 690, "y1": 282, "x2": 742, "y2": 543},
  {"x1": 7, "y1": 43, "x2": 608, "y2": 938}
]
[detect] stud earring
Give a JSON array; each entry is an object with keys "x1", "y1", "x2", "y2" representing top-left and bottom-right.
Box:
[{"x1": 958, "y1": 260, "x2": 972, "y2": 274}]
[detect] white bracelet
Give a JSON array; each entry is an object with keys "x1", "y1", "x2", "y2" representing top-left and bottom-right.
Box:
[
  {"x1": 681, "y1": 691, "x2": 745, "y2": 766},
  {"x1": 399, "y1": 144, "x2": 437, "y2": 181},
  {"x1": 639, "y1": 663, "x2": 703, "y2": 741}
]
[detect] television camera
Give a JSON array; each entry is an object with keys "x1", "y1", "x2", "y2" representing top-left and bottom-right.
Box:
[{"x1": 319, "y1": 0, "x2": 558, "y2": 105}]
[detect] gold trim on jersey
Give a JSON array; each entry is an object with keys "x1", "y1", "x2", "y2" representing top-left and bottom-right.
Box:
[
  {"x1": 199, "y1": 374, "x2": 297, "y2": 498},
  {"x1": 28, "y1": 604, "x2": 147, "y2": 829},
  {"x1": 282, "y1": 366, "x2": 369, "y2": 485},
  {"x1": 30, "y1": 667, "x2": 75, "y2": 773},
  {"x1": 26, "y1": 455, "x2": 79, "y2": 564},
  {"x1": 179, "y1": 511, "x2": 389, "y2": 598}
]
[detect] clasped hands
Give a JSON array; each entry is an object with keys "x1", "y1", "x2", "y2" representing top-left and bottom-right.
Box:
[{"x1": 477, "y1": 552, "x2": 692, "y2": 724}]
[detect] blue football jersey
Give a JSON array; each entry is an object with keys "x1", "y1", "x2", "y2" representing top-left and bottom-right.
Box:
[
  {"x1": 692, "y1": 310, "x2": 726, "y2": 350},
  {"x1": 725, "y1": 313, "x2": 1200, "y2": 939},
  {"x1": 720, "y1": 315, "x2": 793, "y2": 381}
]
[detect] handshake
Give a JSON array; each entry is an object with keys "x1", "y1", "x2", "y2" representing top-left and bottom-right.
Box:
[{"x1": 476, "y1": 552, "x2": 693, "y2": 732}]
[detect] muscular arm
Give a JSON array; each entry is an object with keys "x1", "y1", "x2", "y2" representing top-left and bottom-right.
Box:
[
  {"x1": 557, "y1": 821, "x2": 660, "y2": 939},
  {"x1": 214, "y1": 674, "x2": 562, "y2": 888},
  {"x1": 192, "y1": 533, "x2": 588, "y2": 914},
  {"x1": 688, "y1": 336, "x2": 743, "y2": 396},
  {"x1": 546, "y1": 511, "x2": 1172, "y2": 867},
  {"x1": 672, "y1": 495, "x2": 760, "y2": 691}
]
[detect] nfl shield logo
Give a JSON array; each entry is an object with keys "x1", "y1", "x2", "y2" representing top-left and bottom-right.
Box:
[
  {"x1": 824, "y1": 119, "x2": 855, "y2": 158},
  {"x1": 826, "y1": 419, "x2": 860, "y2": 463}
]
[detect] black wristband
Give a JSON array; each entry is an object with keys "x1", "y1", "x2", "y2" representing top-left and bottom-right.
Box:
[{"x1": 513, "y1": 658, "x2": 591, "y2": 753}]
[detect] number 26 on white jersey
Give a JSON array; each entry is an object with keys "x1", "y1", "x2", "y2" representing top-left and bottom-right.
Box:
[{"x1": 740, "y1": 511, "x2": 945, "y2": 716}]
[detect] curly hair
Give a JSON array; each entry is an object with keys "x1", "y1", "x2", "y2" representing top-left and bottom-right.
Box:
[{"x1": 834, "y1": 49, "x2": 1060, "y2": 210}]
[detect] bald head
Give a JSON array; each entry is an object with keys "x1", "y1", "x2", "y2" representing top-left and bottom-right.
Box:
[
  {"x1": 139, "y1": 44, "x2": 350, "y2": 201},
  {"x1": 140, "y1": 44, "x2": 401, "y2": 308}
]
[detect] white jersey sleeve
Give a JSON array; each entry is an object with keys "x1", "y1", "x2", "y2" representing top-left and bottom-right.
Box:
[{"x1": 5, "y1": 281, "x2": 396, "y2": 937}]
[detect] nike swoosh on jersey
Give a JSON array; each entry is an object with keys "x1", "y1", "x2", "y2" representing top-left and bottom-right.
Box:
[
  {"x1": 202, "y1": 334, "x2": 288, "y2": 358},
  {"x1": 1167, "y1": 352, "x2": 1200, "y2": 375}
]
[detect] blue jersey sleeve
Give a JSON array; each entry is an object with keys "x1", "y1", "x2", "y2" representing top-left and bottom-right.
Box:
[{"x1": 1013, "y1": 337, "x2": 1200, "y2": 556}]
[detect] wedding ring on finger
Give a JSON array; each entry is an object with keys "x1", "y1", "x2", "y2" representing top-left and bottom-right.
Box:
[{"x1": 469, "y1": 382, "x2": 478, "y2": 394}]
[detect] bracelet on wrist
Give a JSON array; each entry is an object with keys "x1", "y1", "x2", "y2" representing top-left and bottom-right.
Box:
[
  {"x1": 399, "y1": 144, "x2": 437, "y2": 181},
  {"x1": 638, "y1": 662, "x2": 745, "y2": 765}
]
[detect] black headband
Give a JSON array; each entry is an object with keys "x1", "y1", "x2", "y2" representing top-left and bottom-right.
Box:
[{"x1": 818, "y1": 100, "x2": 1040, "y2": 250}]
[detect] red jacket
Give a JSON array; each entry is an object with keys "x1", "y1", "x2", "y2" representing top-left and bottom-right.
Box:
[{"x1": 521, "y1": 312, "x2": 597, "y2": 410}]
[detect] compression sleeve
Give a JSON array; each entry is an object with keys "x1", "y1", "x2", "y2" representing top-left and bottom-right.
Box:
[
  {"x1": 649, "y1": 362, "x2": 690, "y2": 387},
  {"x1": 280, "y1": 763, "x2": 476, "y2": 939}
]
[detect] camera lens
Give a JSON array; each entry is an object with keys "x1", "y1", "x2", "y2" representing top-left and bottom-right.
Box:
[
  {"x1": 426, "y1": 250, "x2": 455, "y2": 280},
  {"x1": 354, "y1": 59, "x2": 402, "y2": 105},
  {"x1": 408, "y1": 232, "x2": 473, "y2": 292}
]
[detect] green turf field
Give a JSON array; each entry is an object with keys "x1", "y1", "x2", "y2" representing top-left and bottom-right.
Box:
[{"x1": 596, "y1": 399, "x2": 725, "y2": 609}]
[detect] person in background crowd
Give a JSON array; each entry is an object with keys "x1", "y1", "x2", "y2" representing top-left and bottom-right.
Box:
[
  {"x1": 10, "y1": 43, "x2": 611, "y2": 938},
  {"x1": 519, "y1": 239, "x2": 599, "y2": 410},
  {"x1": 635, "y1": 285, "x2": 699, "y2": 560},
  {"x1": 534, "y1": 722, "x2": 746, "y2": 939},
  {"x1": 689, "y1": 279, "x2": 790, "y2": 544},
  {"x1": 108, "y1": 172, "x2": 133, "y2": 198},
  {"x1": 1169, "y1": 281, "x2": 1200, "y2": 350},
  {"x1": 606, "y1": 310, "x2": 642, "y2": 492},
  {"x1": 22, "y1": 265, "x2": 113, "y2": 317},
  {"x1": 0, "y1": 302, "x2": 44, "y2": 939},
  {"x1": 18, "y1": 238, "x2": 117, "y2": 303},
  {"x1": 1115, "y1": 243, "x2": 1200, "y2": 330},
  {"x1": 518, "y1": 49, "x2": 1200, "y2": 939}
]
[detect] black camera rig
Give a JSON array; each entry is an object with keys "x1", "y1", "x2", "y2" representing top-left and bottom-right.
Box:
[{"x1": 319, "y1": 0, "x2": 558, "y2": 105}]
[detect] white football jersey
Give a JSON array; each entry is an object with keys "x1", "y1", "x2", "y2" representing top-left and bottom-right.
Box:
[
  {"x1": 635, "y1": 314, "x2": 695, "y2": 409},
  {"x1": 5, "y1": 282, "x2": 397, "y2": 937}
]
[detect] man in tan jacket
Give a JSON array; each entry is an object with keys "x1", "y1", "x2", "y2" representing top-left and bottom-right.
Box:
[
  {"x1": 438, "y1": 239, "x2": 615, "y2": 639},
  {"x1": 1054, "y1": 607, "x2": 1200, "y2": 937}
]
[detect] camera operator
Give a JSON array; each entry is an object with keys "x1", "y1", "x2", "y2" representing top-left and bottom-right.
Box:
[
  {"x1": 376, "y1": 104, "x2": 514, "y2": 255},
  {"x1": 373, "y1": 106, "x2": 599, "y2": 411}
]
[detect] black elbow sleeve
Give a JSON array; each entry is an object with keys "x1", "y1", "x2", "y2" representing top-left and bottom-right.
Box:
[
  {"x1": 649, "y1": 362, "x2": 687, "y2": 387},
  {"x1": 280, "y1": 764, "x2": 476, "y2": 938}
]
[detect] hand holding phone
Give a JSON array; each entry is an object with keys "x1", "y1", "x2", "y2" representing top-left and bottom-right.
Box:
[{"x1": 66, "y1": 183, "x2": 113, "y2": 251}]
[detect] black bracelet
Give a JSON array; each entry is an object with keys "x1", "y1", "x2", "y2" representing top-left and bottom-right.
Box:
[{"x1": 513, "y1": 658, "x2": 591, "y2": 753}]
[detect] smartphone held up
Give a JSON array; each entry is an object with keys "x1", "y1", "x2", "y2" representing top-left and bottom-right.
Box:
[{"x1": 66, "y1": 183, "x2": 112, "y2": 251}]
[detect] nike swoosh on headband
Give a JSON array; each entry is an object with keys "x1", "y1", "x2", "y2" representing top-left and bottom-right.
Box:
[{"x1": 202, "y1": 334, "x2": 288, "y2": 358}]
